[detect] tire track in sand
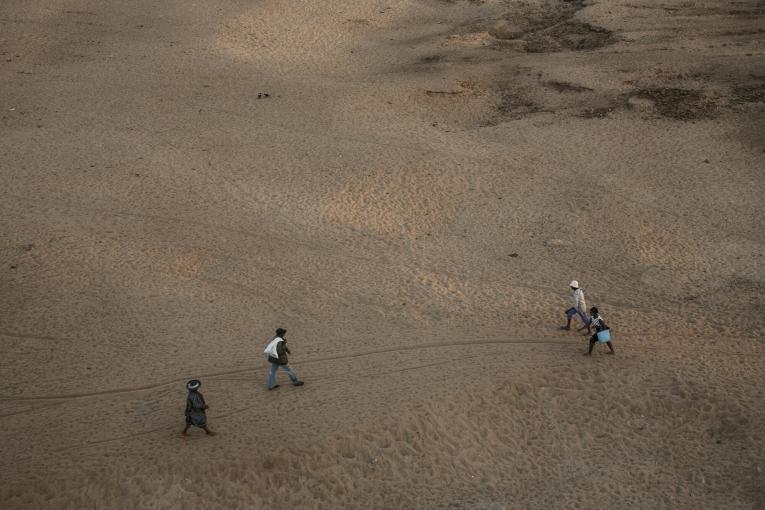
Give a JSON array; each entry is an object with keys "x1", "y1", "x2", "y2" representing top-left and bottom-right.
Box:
[{"x1": 0, "y1": 337, "x2": 573, "y2": 403}]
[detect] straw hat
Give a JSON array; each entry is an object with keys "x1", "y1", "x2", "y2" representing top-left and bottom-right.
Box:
[{"x1": 569, "y1": 280, "x2": 579, "y2": 289}]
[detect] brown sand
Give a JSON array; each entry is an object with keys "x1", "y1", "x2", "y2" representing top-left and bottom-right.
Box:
[{"x1": 1, "y1": 0, "x2": 764, "y2": 508}]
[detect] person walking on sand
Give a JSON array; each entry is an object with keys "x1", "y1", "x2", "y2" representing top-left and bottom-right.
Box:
[
  {"x1": 182, "y1": 379, "x2": 215, "y2": 436},
  {"x1": 264, "y1": 328, "x2": 304, "y2": 390},
  {"x1": 562, "y1": 280, "x2": 591, "y2": 333},
  {"x1": 585, "y1": 306, "x2": 615, "y2": 356}
]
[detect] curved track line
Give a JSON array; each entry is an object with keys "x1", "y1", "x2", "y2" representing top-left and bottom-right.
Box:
[
  {"x1": 0, "y1": 337, "x2": 571, "y2": 402},
  {"x1": 0, "y1": 331, "x2": 72, "y2": 342},
  {"x1": 0, "y1": 401, "x2": 67, "y2": 419},
  {"x1": 55, "y1": 425, "x2": 176, "y2": 453}
]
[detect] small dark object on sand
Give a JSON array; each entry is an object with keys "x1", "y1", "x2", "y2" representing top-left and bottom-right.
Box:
[{"x1": 257, "y1": 92, "x2": 271, "y2": 99}]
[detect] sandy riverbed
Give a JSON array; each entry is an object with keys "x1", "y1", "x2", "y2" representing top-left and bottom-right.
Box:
[{"x1": 1, "y1": 0, "x2": 764, "y2": 508}]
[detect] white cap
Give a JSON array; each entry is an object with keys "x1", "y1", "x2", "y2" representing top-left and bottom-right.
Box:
[{"x1": 569, "y1": 280, "x2": 579, "y2": 289}]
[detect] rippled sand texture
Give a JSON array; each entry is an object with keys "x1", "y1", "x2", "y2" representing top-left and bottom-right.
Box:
[{"x1": 1, "y1": 0, "x2": 764, "y2": 508}]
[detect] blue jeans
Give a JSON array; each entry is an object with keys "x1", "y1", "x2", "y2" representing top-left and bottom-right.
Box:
[
  {"x1": 566, "y1": 307, "x2": 590, "y2": 325},
  {"x1": 268, "y1": 363, "x2": 300, "y2": 388}
]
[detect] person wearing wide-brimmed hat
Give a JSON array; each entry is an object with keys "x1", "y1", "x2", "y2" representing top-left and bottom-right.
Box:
[
  {"x1": 562, "y1": 280, "x2": 591, "y2": 333},
  {"x1": 264, "y1": 327, "x2": 304, "y2": 390},
  {"x1": 182, "y1": 379, "x2": 215, "y2": 436}
]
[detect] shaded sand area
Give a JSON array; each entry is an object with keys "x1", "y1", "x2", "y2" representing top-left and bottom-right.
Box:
[{"x1": 1, "y1": 0, "x2": 764, "y2": 508}]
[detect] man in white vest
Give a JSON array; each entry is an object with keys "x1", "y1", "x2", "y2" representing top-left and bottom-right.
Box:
[{"x1": 264, "y1": 327, "x2": 304, "y2": 390}]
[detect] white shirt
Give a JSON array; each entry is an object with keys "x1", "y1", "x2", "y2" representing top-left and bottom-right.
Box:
[
  {"x1": 264, "y1": 337, "x2": 283, "y2": 358},
  {"x1": 572, "y1": 288, "x2": 586, "y2": 312}
]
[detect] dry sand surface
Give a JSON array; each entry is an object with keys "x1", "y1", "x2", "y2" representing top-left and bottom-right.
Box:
[{"x1": 1, "y1": 0, "x2": 764, "y2": 508}]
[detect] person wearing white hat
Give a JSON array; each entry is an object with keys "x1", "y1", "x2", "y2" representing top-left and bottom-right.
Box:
[
  {"x1": 182, "y1": 379, "x2": 215, "y2": 436},
  {"x1": 562, "y1": 280, "x2": 591, "y2": 333}
]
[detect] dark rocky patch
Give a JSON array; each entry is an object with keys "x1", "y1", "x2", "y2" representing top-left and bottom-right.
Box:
[
  {"x1": 524, "y1": 21, "x2": 616, "y2": 53},
  {"x1": 482, "y1": 0, "x2": 615, "y2": 53},
  {"x1": 487, "y1": 1, "x2": 582, "y2": 40},
  {"x1": 732, "y1": 84, "x2": 765, "y2": 104},
  {"x1": 630, "y1": 88, "x2": 717, "y2": 120},
  {"x1": 545, "y1": 80, "x2": 593, "y2": 93},
  {"x1": 669, "y1": 6, "x2": 765, "y2": 17},
  {"x1": 419, "y1": 55, "x2": 444, "y2": 64},
  {"x1": 719, "y1": 28, "x2": 765, "y2": 36},
  {"x1": 579, "y1": 106, "x2": 616, "y2": 119},
  {"x1": 496, "y1": 90, "x2": 542, "y2": 120}
]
